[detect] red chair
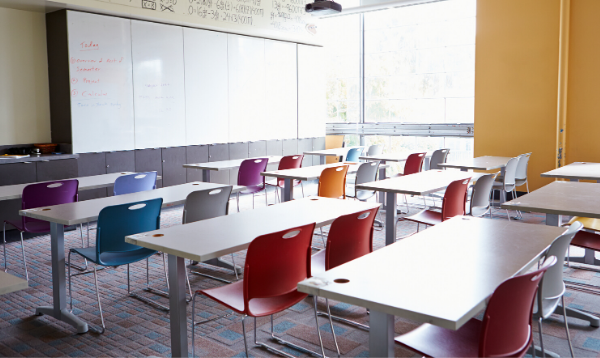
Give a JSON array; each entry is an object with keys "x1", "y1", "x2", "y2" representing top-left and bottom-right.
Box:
[
  {"x1": 395, "y1": 256, "x2": 557, "y2": 357},
  {"x1": 191, "y1": 223, "x2": 328, "y2": 358},
  {"x1": 397, "y1": 178, "x2": 471, "y2": 238},
  {"x1": 396, "y1": 152, "x2": 426, "y2": 176},
  {"x1": 265, "y1": 154, "x2": 305, "y2": 202},
  {"x1": 311, "y1": 207, "x2": 380, "y2": 355}
]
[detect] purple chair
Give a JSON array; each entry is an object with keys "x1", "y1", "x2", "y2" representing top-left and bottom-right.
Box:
[
  {"x1": 236, "y1": 158, "x2": 269, "y2": 212},
  {"x1": 3, "y1": 179, "x2": 81, "y2": 281}
]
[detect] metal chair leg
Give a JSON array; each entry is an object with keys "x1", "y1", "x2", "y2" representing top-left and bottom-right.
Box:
[
  {"x1": 312, "y1": 296, "x2": 327, "y2": 358},
  {"x1": 242, "y1": 315, "x2": 250, "y2": 358},
  {"x1": 2, "y1": 222, "x2": 7, "y2": 273},
  {"x1": 237, "y1": 193, "x2": 240, "y2": 212},
  {"x1": 538, "y1": 316, "x2": 546, "y2": 358},
  {"x1": 19, "y1": 232, "x2": 29, "y2": 281},
  {"x1": 301, "y1": 182, "x2": 305, "y2": 198},
  {"x1": 128, "y1": 260, "x2": 170, "y2": 311},
  {"x1": 562, "y1": 295, "x2": 575, "y2": 357},
  {"x1": 162, "y1": 253, "x2": 169, "y2": 290},
  {"x1": 325, "y1": 298, "x2": 341, "y2": 357},
  {"x1": 231, "y1": 253, "x2": 239, "y2": 280},
  {"x1": 92, "y1": 265, "x2": 106, "y2": 334}
]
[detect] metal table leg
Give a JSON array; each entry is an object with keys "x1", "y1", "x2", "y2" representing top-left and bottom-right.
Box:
[
  {"x1": 168, "y1": 255, "x2": 188, "y2": 358},
  {"x1": 369, "y1": 310, "x2": 394, "y2": 357},
  {"x1": 202, "y1": 169, "x2": 211, "y2": 183},
  {"x1": 283, "y1": 178, "x2": 293, "y2": 202},
  {"x1": 320, "y1": 156, "x2": 325, "y2": 165},
  {"x1": 200, "y1": 257, "x2": 242, "y2": 274},
  {"x1": 385, "y1": 192, "x2": 397, "y2": 246},
  {"x1": 35, "y1": 223, "x2": 88, "y2": 334}
]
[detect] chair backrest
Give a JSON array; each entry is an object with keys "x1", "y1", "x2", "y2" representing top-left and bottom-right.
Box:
[
  {"x1": 479, "y1": 256, "x2": 556, "y2": 357},
  {"x1": 238, "y1": 158, "x2": 269, "y2": 187},
  {"x1": 325, "y1": 207, "x2": 379, "y2": 270},
  {"x1": 367, "y1": 144, "x2": 383, "y2": 156},
  {"x1": 345, "y1": 148, "x2": 363, "y2": 163},
  {"x1": 441, "y1": 178, "x2": 470, "y2": 221},
  {"x1": 113, "y1": 172, "x2": 157, "y2": 196},
  {"x1": 537, "y1": 222, "x2": 582, "y2": 316},
  {"x1": 243, "y1": 223, "x2": 315, "y2": 314},
  {"x1": 404, "y1": 152, "x2": 426, "y2": 175},
  {"x1": 95, "y1": 198, "x2": 162, "y2": 265},
  {"x1": 277, "y1": 155, "x2": 304, "y2": 187},
  {"x1": 318, "y1": 165, "x2": 349, "y2": 199},
  {"x1": 21, "y1": 179, "x2": 79, "y2": 231},
  {"x1": 469, "y1": 173, "x2": 498, "y2": 217},
  {"x1": 354, "y1": 161, "x2": 380, "y2": 201},
  {"x1": 515, "y1": 153, "x2": 532, "y2": 180},
  {"x1": 502, "y1": 157, "x2": 519, "y2": 191},
  {"x1": 429, "y1": 149, "x2": 450, "y2": 170},
  {"x1": 183, "y1": 186, "x2": 233, "y2": 224}
]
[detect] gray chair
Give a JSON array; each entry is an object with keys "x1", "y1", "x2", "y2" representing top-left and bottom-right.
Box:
[
  {"x1": 429, "y1": 148, "x2": 450, "y2": 170},
  {"x1": 366, "y1": 144, "x2": 383, "y2": 157},
  {"x1": 468, "y1": 173, "x2": 498, "y2": 217},
  {"x1": 183, "y1": 186, "x2": 240, "y2": 284},
  {"x1": 347, "y1": 161, "x2": 380, "y2": 201},
  {"x1": 492, "y1": 157, "x2": 519, "y2": 220},
  {"x1": 533, "y1": 222, "x2": 582, "y2": 358}
]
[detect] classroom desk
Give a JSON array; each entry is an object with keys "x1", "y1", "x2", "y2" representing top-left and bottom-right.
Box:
[
  {"x1": 0, "y1": 271, "x2": 28, "y2": 296},
  {"x1": 18, "y1": 182, "x2": 245, "y2": 334},
  {"x1": 183, "y1": 156, "x2": 283, "y2": 182},
  {"x1": 261, "y1": 162, "x2": 364, "y2": 202},
  {"x1": 125, "y1": 197, "x2": 381, "y2": 358},
  {"x1": 356, "y1": 170, "x2": 478, "y2": 245},
  {"x1": 304, "y1": 147, "x2": 363, "y2": 165},
  {"x1": 439, "y1": 156, "x2": 512, "y2": 174},
  {"x1": 298, "y1": 216, "x2": 565, "y2": 357},
  {"x1": 0, "y1": 172, "x2": 163, "y2": 201},
  {"x1": 541, "y1": 162, "x2": 600, "y2": 182}
]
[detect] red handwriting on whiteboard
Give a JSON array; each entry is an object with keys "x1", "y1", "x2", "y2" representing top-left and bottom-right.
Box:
[
  {"x1": 76, "y1": 66, "x2": 100, "y2": 72},
  {"x1": 80, "y1": 41, "x2": 99, "y2": 51},
  {"x1": 71, "y1": 57, "x2": 97, "y2": 64},
  {"x1": 81, "y1": 90, "x2": 107, "y2": 98},
  {"x1": 83, "y1": 78, "x2": 100, "y2": 84}
]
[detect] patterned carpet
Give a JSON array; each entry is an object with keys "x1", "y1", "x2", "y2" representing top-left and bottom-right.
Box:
[{"x1": 2, "y1": 183, "x2": 600, "y2": 357}]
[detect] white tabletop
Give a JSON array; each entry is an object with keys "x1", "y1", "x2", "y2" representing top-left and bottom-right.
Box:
[
  {"x1": 20, "y1": 182, "x2": 245, "y2": 226},
  {"x1": 439, "y1": 156, "x2": 512, "y2": 171},
  {"x1": 359, "y1": 152, "x2": 433, "y2": 162},
  {"x1": 304, "y1": 147, "x2": 363, "y2": 157},
  {"x1": 298, "y1": 216, "x2": 564, "y2": 330},
  {"x1": 0, "y1": 172, "x2": 155, "y2": 201},
  {"x1": 541, "y1": 162, "x2": 600, "y2": 181},
  {"x1": 356, "y1": 170, "x2": 479, "y2": 196},
  {"x1": 261, "y1": 163, "x2": 363, "y2": 181},
  {"x1": 0, "y1": 271, "x2": 28, "y2": 296},
  {"x1": 126, "y1": 197, "x2": 381, "y2": 262},
  {"x1": 183, "y1": 156, "x2": 282, "y2": 171},
  {"x1": 502, "y1": 181, "x2": 600, "y2": 218}
]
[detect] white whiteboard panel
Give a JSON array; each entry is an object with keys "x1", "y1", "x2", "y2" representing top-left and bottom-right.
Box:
[
  {"x1": 264, "y1": 40, "x2": 298, "y2": 140},
  {"x1": 183, "y1": 28, "x2": 229, "y2": 145},
  {"x1": 67, "y1": 11, "x2": 135, "y2": 153},
  {"x1": 131, "y1": 20, "x2": 186, "y2": 149},
  {"x1": 298, "y1": 44, "x2": 326, "y2": 138},
  {"x1": 228, "y1": 35, "x2": 265, "y2": 143}
]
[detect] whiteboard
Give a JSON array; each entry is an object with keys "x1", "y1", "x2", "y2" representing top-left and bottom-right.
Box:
[
  {"x1": 131, "y1": 20, "x2": 186, "y2": 149},
  {"x1": 298, "y1": 44, "x2": 326, "y2": 138},
  {"x1": 264, "y1": 40, "x2": 298, "y2": 140},
  {"x1": 228, "y1": 35, "x2": 265, "y2": 143},
  {"x1": 183, "y1": 28, "x2": 229, "y2": 145},
  {"x1": 67, "y1": 11, "x2": 135, "y2": 153}
]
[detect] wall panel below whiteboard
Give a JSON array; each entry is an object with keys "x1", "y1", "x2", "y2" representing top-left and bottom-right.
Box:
[
  {"x1": 131, "y1": 20, "x2": 186, "y2": 149},
  {"x1": 298, "y1": 44, "x2": 326, "y2": 138},
  {"x1": 184, "y1": 28, "x2": 229, "y2": 145}
]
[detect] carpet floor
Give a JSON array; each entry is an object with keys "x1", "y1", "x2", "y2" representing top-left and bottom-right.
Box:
[{"x1": 2, "y1": 184, "x2": 600, "y2": 357}]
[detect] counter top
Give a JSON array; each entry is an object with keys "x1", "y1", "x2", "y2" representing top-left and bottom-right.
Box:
[{"x1": 0, "y1": 153, "x2": 79, "y2": 164}]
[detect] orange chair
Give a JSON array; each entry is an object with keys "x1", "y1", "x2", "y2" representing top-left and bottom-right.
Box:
[
  {"x1": 318, "y1": 165, "x2": 349, "y2": 199},
  {"x1": 190, "y1": 223, "x2": 331, "y2": 358}
]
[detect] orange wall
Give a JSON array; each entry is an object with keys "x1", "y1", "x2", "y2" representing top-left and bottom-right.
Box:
[
  {"x1": 565, "y1": 0, "x2": 600, "y2": 164},
  {"x1": 474, "y1": 0, "x2": 560, "y2": 191}
]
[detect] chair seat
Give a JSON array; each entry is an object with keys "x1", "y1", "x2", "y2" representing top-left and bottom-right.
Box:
[
  {"x1": 395, "y1": 319, "x2": 482, "y2": 357},
  {"x1": 571, "y1": 230, "x2": 600, "y2": 251},
  {"x1": 71, "y1": 246, "x2": 156, "y2": 266},
  {"x1": 5, "y1": 220, "x2": 49, "y2": 234},
  {"x1": 239, "y1": 184, "x2": 266, "y2": 195},
  {"x1": 533, "y1": 295, "x2": 560, "y2": 320},
  {"x1": 568, "y1": 216, "x2": 600, "y2": 232},
  {"x1": 403, "y1": 210, "x2": 442, "y2": 226},
  {"x1": 310, "y1": 250, "x2": 326, "y2": 277},
  {"x1": 199, "y1": 279, "x2": 308, "y2": 317}
]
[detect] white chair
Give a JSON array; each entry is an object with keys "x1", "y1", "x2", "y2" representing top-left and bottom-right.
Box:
[
  {"x1": 468, "y1": 173, "x2": 498, "y2": 217},
  {"x1": 492, "y1": 157, "x2": 519, "y2": 220},
  {"x1": 366, "y1": 144, "x2": 383, "y2": 157},
  {"x1": 347, "y1": 161, "x2": 380, "y2": 202},
  {"x1": 516, "y1": 152, "x2": 532, "y2": 193},
  {"x1": 533, "y1": 222, "x2": 582, "y2": 358},
  {"x1": 429, "y1": 148, "x2": 450, "y2": 170}
]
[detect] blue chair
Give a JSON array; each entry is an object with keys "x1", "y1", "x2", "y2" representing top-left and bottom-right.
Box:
[
  {"x1": 113, "y1": 172, "x2": 157, "y2": 195},
  {"x1": 345, "y1": 147, "x2": 364, "y2": 163},
  {"x1": 68, "y1": 198, "x2": 162, "y2": 334}
]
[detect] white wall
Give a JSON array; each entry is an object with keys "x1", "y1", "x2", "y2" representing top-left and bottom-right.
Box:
[{"x1": 0, "y1": 7, "x2": 51, "y2": 146}]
